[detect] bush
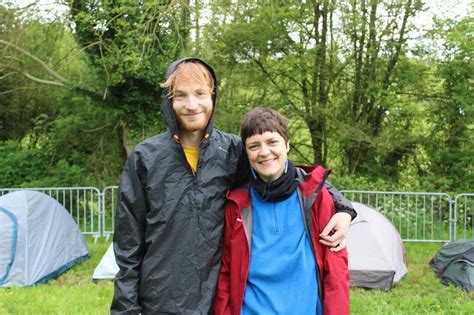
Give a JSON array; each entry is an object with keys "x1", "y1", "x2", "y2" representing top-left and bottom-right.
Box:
[{"x1": 0, "y1": 140, "x2": 94, "y2": 188}]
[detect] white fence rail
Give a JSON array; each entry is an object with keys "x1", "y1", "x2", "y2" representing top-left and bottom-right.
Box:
[
  {"x1": 1, "y1": 187, "x2": 472, "y2": 242},
  {"x1": 341, "y1": 190, "x2": 454, "y2": 242}
]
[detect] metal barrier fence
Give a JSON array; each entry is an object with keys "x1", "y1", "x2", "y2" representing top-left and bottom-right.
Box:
[
  {"x1": 0, "y1": 187, "x2": 102, "y2": 240},
  {"x1": 341, "y1": 191, "x2": 473, "y2": 242},
  {"x1": 341, "y1": 190, "x2": 454, "y2": 242},
  {"x1": 102, "y1": 186, "x2": 118, "y2": 240},
  {"x1": 453, "y1": 194, "x2": 474, "y2": 240},
  {"x1": 0, "y1": 187, "x2": 472, "y2": 242}
]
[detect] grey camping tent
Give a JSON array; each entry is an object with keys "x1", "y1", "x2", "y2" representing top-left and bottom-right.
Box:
[
  {"x1": 0, "y1": 190, "x2": 89, "y2": 287},
  {"x1": 430, "y1": 239, "x2": 474, "y2": 292},
  {"x1": 346, "y1": 202, "x2": 407, "y2": 290}
]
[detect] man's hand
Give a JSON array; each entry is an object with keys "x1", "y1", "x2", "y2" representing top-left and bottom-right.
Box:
[{"x1": 319, "y1": 212, "x2": 352, "y2": 252}]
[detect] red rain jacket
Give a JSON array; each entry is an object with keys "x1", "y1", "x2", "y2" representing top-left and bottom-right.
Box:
[{"x1": 214, "y1": 166, "x2": 350, "y2": 315}]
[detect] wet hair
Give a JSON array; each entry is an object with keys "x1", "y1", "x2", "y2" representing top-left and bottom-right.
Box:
[
  {"x1": 160, "y1": 61, "x2": 215, "y2": 98},
  {"x1": 240, "y1": 107, "x2": 289, "y2": 145}
]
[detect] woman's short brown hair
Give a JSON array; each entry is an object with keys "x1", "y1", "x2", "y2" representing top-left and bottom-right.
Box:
[
  {"x1": 240, "y1": 107, "x2": 289, "y2": 144},
  {"x1": 160, "y1": 61, "x2": 215, "y2": 98}
]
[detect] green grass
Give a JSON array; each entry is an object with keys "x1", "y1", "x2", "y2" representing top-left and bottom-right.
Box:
[
  {"x1": 0, "y1": 238, "x2": 113, "y2": 315},
  {"x1": 0, "y1": 240, "x2": 472, "y2": 314},
  {"x1": 351, "y1": 243, "x2": 474, "y2": 314}
]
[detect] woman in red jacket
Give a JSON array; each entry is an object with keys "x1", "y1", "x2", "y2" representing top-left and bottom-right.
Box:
[{"x1": 214, "y1": 108, "x2": 349, "y2": 315}]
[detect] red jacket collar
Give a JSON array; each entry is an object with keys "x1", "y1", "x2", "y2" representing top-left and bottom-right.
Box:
[
  {"x1": 299, "y1": 165, "x2": 329, "y2": 197},
  {"x1": 226, "y1": 187, "x2": 251, "y2": 209}
]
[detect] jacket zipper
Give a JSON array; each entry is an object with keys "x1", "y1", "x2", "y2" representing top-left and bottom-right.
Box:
[
  {"x1": 298, "y1": 188, "x2": 323, "y2": 305},
  {"x1": 178, "y1": 140, "x2": 207, "y2": 178},
  {"x1": 272, "y1": 203, "x2": 279, "y2": 234},
  {"x1": 239, "y1": 204, "x2": 252, "y2": 312},
  {"x1": 297, "y1": 169, "x2": 328, "y2": 307},
  {"x1": 296, "y1": 168, "x2": 329, "y2": 297}
]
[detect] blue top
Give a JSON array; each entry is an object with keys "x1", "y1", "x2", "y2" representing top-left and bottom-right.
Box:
[{"x1": 242, "y1": 188, "x2": 322, "y2": 315}]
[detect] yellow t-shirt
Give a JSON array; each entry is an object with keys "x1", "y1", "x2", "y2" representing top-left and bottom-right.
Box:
[{"x1": 182, "y1": 145, "x2": 199, "y2": 173}]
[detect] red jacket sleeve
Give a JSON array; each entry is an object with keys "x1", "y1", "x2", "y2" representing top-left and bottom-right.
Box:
[
  {"x1": 214, "y1": 202, "x2": 235, "y2": 315},
  {"x1": 316, "y1": 189, "x2": 350, "y2": 315}
]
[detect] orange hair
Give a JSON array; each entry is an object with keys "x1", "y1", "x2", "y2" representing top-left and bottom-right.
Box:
[{"x1": 160, "y1": 61, "x2": 214, "y2": 98}]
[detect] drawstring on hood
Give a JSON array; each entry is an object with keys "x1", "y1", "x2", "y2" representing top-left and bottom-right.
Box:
[{"x1": 160, "y1": 57, "x2": 218, "y2": 142}]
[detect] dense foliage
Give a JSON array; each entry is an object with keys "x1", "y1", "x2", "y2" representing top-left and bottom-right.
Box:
[{"x1": 0, "y1": 1, "x2": 472, "y2": 193}]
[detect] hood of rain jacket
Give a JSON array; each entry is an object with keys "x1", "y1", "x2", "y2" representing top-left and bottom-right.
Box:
[{"x1": 111, "y1": 58, "x2": 245, "y2": 315}]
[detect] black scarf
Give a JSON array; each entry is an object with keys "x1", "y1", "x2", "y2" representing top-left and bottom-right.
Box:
[{"x1": 250, "y1": 160, "x2": 300, "y2": 202}]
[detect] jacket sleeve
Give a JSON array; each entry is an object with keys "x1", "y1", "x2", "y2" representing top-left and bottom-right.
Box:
[
  {"x1": 318, "y1": 189, "x2": 350, "y2": 315},
  {"x1": 324, "y1": 181, "x2": 357, "y2": 220},
  {"x1": 111, "y1": 150, "x2": 148, "y2": 314},
  {"x1": 232, "y1": 138, "x2": 251, "y2": 188},
  {"x1": 214, "y1": 202, "x2": 234, "y2": 315}
]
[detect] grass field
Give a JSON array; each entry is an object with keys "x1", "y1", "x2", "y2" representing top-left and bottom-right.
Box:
[{"x1": 0, "y1": 239, "x2": 472, "y2": 314}]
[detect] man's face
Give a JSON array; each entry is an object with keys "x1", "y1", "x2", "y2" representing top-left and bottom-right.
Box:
[
  {"x1": 245, "y1": 131, "x2": 289, "y2": 182},
  {"x1": 172, "y1": 81, "x2": 213, "y2": 133}
]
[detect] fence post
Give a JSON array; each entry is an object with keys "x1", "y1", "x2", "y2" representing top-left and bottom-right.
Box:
[
  {"x1": 448, "y1": 199, "x2": 456, "y2": 241},
  {"x1": 97, "y1": 191, "x2": 105, "y2": 243}
]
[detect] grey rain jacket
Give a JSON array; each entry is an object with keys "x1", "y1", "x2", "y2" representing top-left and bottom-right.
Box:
[
  {"x1": 111, "y1": 58, "x2": 245, "y2": 314},
  {"x1": 111, "y1": 58, "x2": 356, "y2": 315}
]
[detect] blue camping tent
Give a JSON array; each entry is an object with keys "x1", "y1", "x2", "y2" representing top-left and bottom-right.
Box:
[{"x1": 0, "y1": 191, "x2": 89, "y2": 287}]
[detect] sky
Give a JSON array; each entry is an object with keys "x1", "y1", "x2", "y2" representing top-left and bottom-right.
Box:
[
  {"x1": 416, "y1": 0, "x2": 472, "y2": 29},
  {"x1": 5, "y1": 0, "x2": 472, "y2": 21},
  {"x1": 3, "y1": 0, "x2": 68, "y2": 19}
]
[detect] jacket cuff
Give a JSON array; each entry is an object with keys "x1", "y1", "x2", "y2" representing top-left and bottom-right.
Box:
[{"x1": 334, "y1": 202, "x2": 357, "y2": 220}]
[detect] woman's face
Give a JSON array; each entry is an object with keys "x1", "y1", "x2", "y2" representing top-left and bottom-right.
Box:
[{"x1": 245, "y1": 131, "x2": 289, "y2": 182}]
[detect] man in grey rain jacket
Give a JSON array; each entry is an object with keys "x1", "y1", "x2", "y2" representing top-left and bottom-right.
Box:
[{"x1": 111, "y1": 58, "x2": 356, "y2": 314}]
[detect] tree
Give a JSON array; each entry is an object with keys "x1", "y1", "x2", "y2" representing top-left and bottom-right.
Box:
[
  {"x1": 335, "y1": 0, "x2": 423, "y2": 174},
  {"x1": 0, "y1": 5, "x2": 65, "y2": 142},
  {"x1": 204, "y1": 0, "x2": 421, "y2": 173},
  {"x1": 69, "y1": 0, "x2": 192, "y2": 160},
  {"x1": 0, "y1": 3, "x2": 127, "y2": 186},
  {"x1": 205, "y1": 1, "x2": 340, "y2": 165},
  {"x1": 426, "y1": 15, "x2": 474, "y2": 191}
]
